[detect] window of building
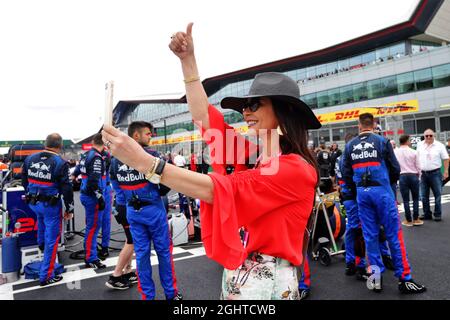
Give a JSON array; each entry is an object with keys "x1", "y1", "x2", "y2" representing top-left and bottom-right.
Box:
[
  {"x1": 344, "y1": 123, "x2": 359, "y2": 138},
  {"x1": 389, "y1": 42, "x2": 406, "y2": 58},
  {"x1": 332, "y1": 128, "x2": 345, "y2": 142},
  {"x1": 318, "y1": 129, "x2": 331, "y2": 142},
  {"x1": 403, "y1": 120, "x2": 416, "y2": 135},
  {"x1": 340, "y1": 85, "x2": 354, "y2": 104},
  {"x1": 362, "y1": 51, "x2": 376, "y2": 65},
  {"x1": 353, "y1": 82, "x2": 368, "y2": 101},
  {"x1": 297, "y1": 68, "x2": 307, "y2": 80},
  {"x1": 381, "y1": 75, "x2": 397, "y2": 96},
  {"x1": 397, "y1": 72, "x2": 415, "y2": 94},
  {"x1": 316, "y1": 64, "x2": 327, "y2": 77},
  {"x1": 338, "y1": 58, "x2": 350, "y2": 71},
  {"x1": 326, "y1": 62, "x2": 338, "y2": 74},
  {"x1": 432, "y1": 63, "x2": 450, "y2": 88},
  {"x1": 349, "y1": 55, "x2": 362, "y2": 68},
  {"x1": 307, "y1": 66, "x2": 317, "y2": 79},
  {"x1": 367, "y1": 79, "x2": 382, "y2": 99},
  {"x1": 414, "y1": 68, "x2": 433, "y2": 91},
  {"x1": 328, "y1": 88, "x2": 340, "y2": 106},
  {"x1": 376, "y1": 47, "x2": 390, "y2": 61},
  {"x1": 416, "y1": 118, "x2": 436, "y2": 133},
  {"x1": 317, "y1": 90, "x2": 330, "y2": 108},
  {"x1": 303, "y1": 93, "x2": 317, "y2": 109},
  {"x1": 440, "y1": 116, "x2": 450, "y2": 132}
]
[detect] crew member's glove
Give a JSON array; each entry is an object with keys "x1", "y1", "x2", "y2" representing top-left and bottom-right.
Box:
[{"x1": 95, "y1": 190, "x2": 106, "y2": 211}]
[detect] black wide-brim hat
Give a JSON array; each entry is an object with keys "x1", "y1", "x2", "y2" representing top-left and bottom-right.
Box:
[{"x1": 220, "y1": 72, "x2": 322, "y2": 129}]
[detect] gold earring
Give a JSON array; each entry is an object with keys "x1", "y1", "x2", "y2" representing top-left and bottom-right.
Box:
[{"x1": 277, "y1": 126, "x2": 283, "y2": 136}]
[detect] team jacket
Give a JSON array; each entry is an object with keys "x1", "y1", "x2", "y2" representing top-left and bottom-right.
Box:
[
  {"x1": 22, "y1": 150, "x2": 74, "y2": 212},
  {"x1": 102, "y1": 149, "x2": 112, "y2": 186},
  {"x1": 79, "y1": 148, "x2": 106, "y2": 196},
  {"x1": 110, "y1": 156, "x2": 126, "y2": 206},
  {"x1": 342, "y1": 132, "x2": 400, "y2": 195},
  {"x1": 110, "y1": 148, "x2": 170, "y2": 204}
]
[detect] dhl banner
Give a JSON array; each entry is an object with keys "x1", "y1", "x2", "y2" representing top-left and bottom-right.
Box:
[
  {"x1": 315, "y1": 99, "x2": 419, "y2": 125},
  {"x1": 149, "y1": 100, "x2": 419, "y2": 146}
]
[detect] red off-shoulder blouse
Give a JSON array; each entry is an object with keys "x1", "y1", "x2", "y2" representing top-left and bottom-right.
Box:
[{"x1": 197, "y1": 105, "x2": 317, "y2": 270}]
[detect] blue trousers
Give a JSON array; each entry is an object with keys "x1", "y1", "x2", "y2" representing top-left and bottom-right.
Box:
[
  {"x1": 420, "y1": 170, "x2": 443, "y2": 218},
  {"x1": 127, "y1": 204, "x2": 178, "y2": 300},
  {"x1": 30, "y1": 202, "x2": 62, "y2": 283},
  {"x1": 101, "y1": 185, "x2": 113, "y2": 249},
  {"x1": 80, "y1": 194, "x2": 104, "y2": 263},
  {"x1": 399, "y1": 174, "x2": 420, "y2": 221},
  {"x1": 344, "y1": 199, "x2": 390, "y2": 267},
  {"x1": 357, "y1": 186, "x2": 411, "y2": 280}
]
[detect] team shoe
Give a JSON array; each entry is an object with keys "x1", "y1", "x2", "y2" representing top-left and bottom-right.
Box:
[
  {"x1": 434, "y1": 216, "x2": 442, "y2": 222},
  {"x1": 85, "y1": 260, "x2": 107, "y2": 269},
  {"x1": 123, "y1": 272, "x2": 138, "y2": 284},
  {"x1": 298, "y1": 288, "x2": 310, "y2": 300},
  {"x1": 40, "y1": 275, "x2": 63, "y2": 287},
  {"x1": 382, "y1": 255, "x2": 395, "y2": 271},
  {"x1": 98, "y1": 247, "x2": 109, "y2": 260},
  {"x1": 419, "y1": 215, "x2": 432, "y2": 220},
  {"x1": 413, "y1": 219, "x2": 424, "y2": 226},
  {"x1": 345, "y1": 262, "x2": 357, "y2": 276},
  {"x1": 168, "y1": 293, "x2": 184, "y2": 300},
  {"x1": 355, "y1": 267, "x2": 370, "y2": 281},
  {"x1": 401, "y1": 220, "x2": 413, "y2": 227},
  {"x1": 105, "y1": 275, "x2": 131, "y2": 290},
  {"x1": 398, "y1": 279, "x2": 427, "y2": 294}
]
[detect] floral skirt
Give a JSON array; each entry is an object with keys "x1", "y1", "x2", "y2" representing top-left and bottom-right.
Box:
[{"x1": 221, "y1": 252, "x2": 300, "y2": 300}]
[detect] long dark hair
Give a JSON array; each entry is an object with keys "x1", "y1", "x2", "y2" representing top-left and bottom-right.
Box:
[{"x1": 271, "y1": 98, "x2": 320, "y2": 184}]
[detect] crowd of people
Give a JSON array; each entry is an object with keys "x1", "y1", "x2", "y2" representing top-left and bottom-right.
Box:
[{"x1": 13, "y1": 22, "x2": 449, "y2": 300}]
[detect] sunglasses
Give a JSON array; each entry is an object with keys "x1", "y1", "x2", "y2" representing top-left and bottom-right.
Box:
[
  {"x1": 425, "y1": 135, "x2": 434, "y2": 138},
  {"x1": 242, "y1": 99, "x2": 262, "y2": 113}
]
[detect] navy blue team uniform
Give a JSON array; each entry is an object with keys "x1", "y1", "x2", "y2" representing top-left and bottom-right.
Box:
[
  {"x1": 22, "y1": 150, "x2": 74, "y2": 284},
  {"x1": 79, "y1": 148, "x2": 106, "y2": 265},
  {"x1": 101, "y1": 150, "x2": 113, "y2": 252},
  {"x1": 342, "y1": 132, "x2": 412, "y2": 282},
  {"x1": 110, "y1": 148, "x2": 178, "y2": 300}
]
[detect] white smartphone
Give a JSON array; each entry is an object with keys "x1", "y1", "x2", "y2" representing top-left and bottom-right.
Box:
[{"x1": 104, "y1": 81, "x2": 114, "y2": 127}]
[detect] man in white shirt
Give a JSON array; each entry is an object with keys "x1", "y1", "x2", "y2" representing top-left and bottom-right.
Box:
[
  {"x1": 173, "y1": 153, "x2": 187, "y2": 168},
  {"x1": 416, "y1": 129, "x2": 449, "y2": 221}
]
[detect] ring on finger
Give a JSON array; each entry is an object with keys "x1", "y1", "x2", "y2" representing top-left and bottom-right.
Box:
[{"x1": 105, "y1": 140, "x2": 112, "y2": 148}]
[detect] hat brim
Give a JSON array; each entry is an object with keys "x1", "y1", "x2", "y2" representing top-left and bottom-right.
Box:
[{"x1": 220, "y1": 95, "x2": 322, "y2": 130}]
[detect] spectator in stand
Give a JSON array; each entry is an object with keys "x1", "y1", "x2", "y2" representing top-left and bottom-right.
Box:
[
  {"x1": 394, "y1": 135, "x2": 423, "y2": 227},
  {"x1": 416, "y1": 129, "x2": 449, "y2": 221}
]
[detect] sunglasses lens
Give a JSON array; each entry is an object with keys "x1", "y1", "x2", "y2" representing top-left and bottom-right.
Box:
[{"x1": 243, "y1": 99, "x2": 260, "y2": 112}]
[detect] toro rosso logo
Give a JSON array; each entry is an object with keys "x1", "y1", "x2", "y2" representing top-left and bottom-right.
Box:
[
  {"x1": 118, "y1": 164, "x2": 133, "y2": 172},
  {"x1": 30, "y1": 162, "x2": 51, "y2": 171},
  {"x1": 117, "y1": 163, "x2": 145, "y2": 183},
  {"x1": 28, "y1": 161, "x2": 52, "y2": 179},
  {"x1": 352, "y1": 142, "x2": 375, "y2": 152},
  {"x1": 351, "y1": 142, "x2": 378, "y2": 160}
]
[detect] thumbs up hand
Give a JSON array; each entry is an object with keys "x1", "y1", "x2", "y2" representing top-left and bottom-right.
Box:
[{"x1": 169, "y1": 22, "x2": 194, "y2": 61}]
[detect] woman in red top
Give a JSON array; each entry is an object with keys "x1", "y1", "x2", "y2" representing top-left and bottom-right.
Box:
[{"x1": 102, "y1": 23, "x2": 321, "y2": 300}]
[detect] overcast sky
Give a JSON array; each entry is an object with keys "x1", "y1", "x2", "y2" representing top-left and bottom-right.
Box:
[{"x1": 0, "y1": 0, "x2": 419, "y2": 142}]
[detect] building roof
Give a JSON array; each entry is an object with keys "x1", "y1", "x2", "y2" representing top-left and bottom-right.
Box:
[{"x1": 113, "y1": 0, "x2": 448, "y2": 125}]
